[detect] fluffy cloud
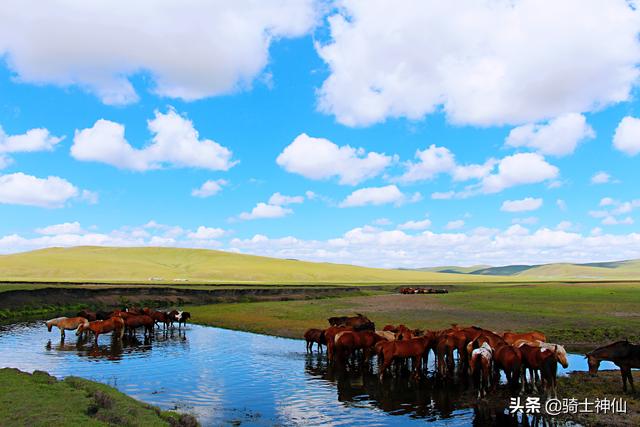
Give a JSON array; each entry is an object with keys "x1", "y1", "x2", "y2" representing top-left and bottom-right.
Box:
[
  {"x1": 396, "y1": 145, "x2": 456, "y2": 183},
  {"x1": 276, "y1": 133, "x2": 394, "y2": 185},
  {"x1": 397, "y1": 218, "x2": 431, "y2": 230},
  {"x1": 268, "y1": 192, "x2": 304, "y2": 206},
  {"x1": 0, "y1": 172, "x2": 80, "y2": 208},
  {"x1": 317, "y1": 0, "x2": 640, "y2": 127},
  {"x1": 501, "y1": 197, "x2": 543, "y2": 213},
  {"x1": 505, "y1": 113, "x2": 595, "y2": 156},
  {"x1": 591, "y1": 171, "x2": 612, "y2": 184},
  {"x1": 72, "y1": 109, "x2": 236, "y2": 171},
  {"x1": 589, "y1": 198, "x2": 640, "y2": 226},
  {"x1": 339, "y1": 185, "x2": 419, "y2": 207},
  {"x1": 478, "y1": 153, "x2": 559, "y2": 194},
  {"x1": 191, "y1": 179, "x2": 228, "y2": 198},
  {"x1": 613, "y1": 116, "x2": 640, "y2": 156},
  {"x1": 0, "y1": 126, "x2": 63, "y2": 168},
  {"x1": 0, "y1": 1, "x2": 317, "y2": 104},
  {"x1": 187, "y1": 226, "x2": 226, "y2": 240},
  {"x1": 35, "y1": 222, "x2": 83, "y2": 235},
  {"x1": 238, "y1": 202, "x2": 293, "y2": 220}
]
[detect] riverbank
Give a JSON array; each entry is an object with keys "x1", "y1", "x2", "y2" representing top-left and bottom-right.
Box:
[
  {"x1": 558, "y1": 370, "x2": 640, "y2": 426},
  {"x1": 186, "y1": 282, "x2": 640, "y2": 350},
  {"x1": 0, "y1": 368, "x2": 197, "y2": 426}
]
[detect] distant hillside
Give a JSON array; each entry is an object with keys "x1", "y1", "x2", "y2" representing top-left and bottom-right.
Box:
[
  {"x1": 420, "y1": 259, "x2": 640, "y2": 280},
  {"x1": 0, "y1": 246, "x2": 502, "y2": 284}
]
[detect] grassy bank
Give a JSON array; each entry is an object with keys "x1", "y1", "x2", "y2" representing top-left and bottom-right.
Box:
[
  {"x1": 0, "y1": 368, "x2": 197, "y2": 427},
  {"x1": 186, "y1": 282, "x2": 640, "y2": 348},
  {"x1": 558, "y1": 370, "x2": 640, "y2": 426}
]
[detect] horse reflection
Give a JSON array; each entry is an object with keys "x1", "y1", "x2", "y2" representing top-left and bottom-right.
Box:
[{"x1": 305, "y1": 354, "x2": 559, "y2": 426}]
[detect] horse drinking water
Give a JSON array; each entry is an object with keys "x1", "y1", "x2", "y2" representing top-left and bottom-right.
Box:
[
  {"x1": 586, "y1": 340, "x2": 640, "y2": 393},
  {"x1": 45, "y1": 317, "x2": 89, "y2": 340}
]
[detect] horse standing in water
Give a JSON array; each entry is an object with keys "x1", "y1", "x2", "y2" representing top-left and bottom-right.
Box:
[
  {"x1": 45, "y1": 317, "x2": 89, "y2": 340},
  {"x1": 76, "y1": 317, "x2": 125, "y2": 344},
  {"x1": 586, "y1": 340, "x2": 640, "y2": 393}
]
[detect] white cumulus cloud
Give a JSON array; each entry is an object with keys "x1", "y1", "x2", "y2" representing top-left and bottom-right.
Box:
[
  {"x1": 187, "y1": 226, "x2": 226, "y2": 240},
  {"x1": 339, "y1": 185, "x2": 418, "y2": 207},
  {"x1": 72, "y1": 109, "x2": 236, "y2": 171},
  {"x1": 316, "y1": 0, "x2": 640, "y2": 127},
  {"x1": 238, "y1": 202, "x2": 293, "y2": 220},
  {"x1": 397, "y1": 218, "x2": 432, "y2": 230},
  {"x1": 0, "y1": 172, "x2": 80, "y2": 208},
  {"x1": 479, "y1": 153, "x2": 559, "y2": 194},
  {"x1": 613, "y1": 116, "x2": 640, "y2": 156},
  {"x1": 268, "y1": 192, "x2": 305, "y2": 206},
  {"x1": 276, "y1": 133, "x2": 394, "y2": 185},
  {"x1": 191, "y1": 179, "x2": 228, "y2": 198},
  {"x1": 591, "y1": 171, "x2": 612, "y2": 184},
  {"x1": 0, "y1": 1, "x2": 318, "y2": 104},
  {"x1": 0, "y1": 125, "x2": 64, "y2": 168},
  {"x1": 505, "y1": 113, "x2": 595, "y2": 156}
]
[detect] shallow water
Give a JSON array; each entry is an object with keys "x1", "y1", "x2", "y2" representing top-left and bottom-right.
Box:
[{"x1": 0, "y1": 323, "x2": 615, "y2": 426}]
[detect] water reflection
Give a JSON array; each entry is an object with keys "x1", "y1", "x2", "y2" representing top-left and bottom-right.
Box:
[{"x1": 0, "y1": 322, "x2": 585, "y2": 426}]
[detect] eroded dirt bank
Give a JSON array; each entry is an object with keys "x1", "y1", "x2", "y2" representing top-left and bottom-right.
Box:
[{"x1": 0, "y1": 285, "x2": 366, "y2": 312}]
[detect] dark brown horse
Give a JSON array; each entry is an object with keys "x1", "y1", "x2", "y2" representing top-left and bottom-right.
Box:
[
  {"x1": 304, "y1": 328, "x2": 327, "y2": 353},
  {"x1": 586, "y1": 340, "x2": 640, "y2": 393},
  {"x1": 327, "y1": 313, "x2": 374, "y2": 331}
]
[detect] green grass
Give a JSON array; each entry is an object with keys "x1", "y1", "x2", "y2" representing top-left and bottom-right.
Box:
[
  {"x1": 186, "y1": 282, "x2": 640, "y2": 348},
  {"x1": 0, "y1": 246, "x2": 510, "y2": 284},
  {"x1": 0, "y1": 368, "x2": 197, "y2": 427}
]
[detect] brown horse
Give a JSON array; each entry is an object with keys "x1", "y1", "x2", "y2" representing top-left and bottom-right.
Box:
[
  {"x1": 122, "y1": 314, "x2": 154, "y2": 337},
  {"x1": 492, "y1": 342, "x2": 523, "y2": 393},
  {"x1": 586, "y1": 340, "x2": 640, "y2": 393},
  {"x1": 304, "y1": 328, "x2": 327, "y2": 353},
  {"x1": 378, "y1": 335, "x2": 433, "y2": 380},
  {"x1": 334, "y1": 330, "x2": 384, "y2": 364},
  {"x1": 503, "y1": 331, "x2": 546, "y2": 345},
  {"x1": 149, "y1": 311, "x2": 171, "y2": 329},
  {"x1": 76, "y1": 310, "x2": 97, "y2": 321},
  {"x1": 514, "y1": 339, "x2": 569, "y2": 369},
  {"x1": 46, "y1": 317, "x2": 89, "y2": 339},
  {"x1": 76, "y1": 317, "x2": 125, "y2": 344},
  {"x1": 327, "y1": 313, "x2": 374, "y2": 331},
  {"x1": 325, "y1": 325, "x2": 353, "y2": 361},
  {"x1": 519, "y1": 344, "x2": 558, "y2": 397}
]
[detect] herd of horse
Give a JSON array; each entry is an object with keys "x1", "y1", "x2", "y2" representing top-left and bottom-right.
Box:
[
  {"x1": 45, "y1": 307, "x2": 191, "y2": 344},
  {"x1": 305, "y1": 313, "x2": 640, "y2": 398}
]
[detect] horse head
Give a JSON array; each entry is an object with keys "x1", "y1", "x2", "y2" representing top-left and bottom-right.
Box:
[
  {"x1": 45, "y1": 321, "x2": 53, "y2": 332},
  {"x1": 585, "y1": 353, "x2": 600, "y2": 376}
]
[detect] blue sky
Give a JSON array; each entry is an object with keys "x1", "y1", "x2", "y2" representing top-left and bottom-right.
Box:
[{"x1": 1, "y1": 0, "x2": 640, "y2": 267}]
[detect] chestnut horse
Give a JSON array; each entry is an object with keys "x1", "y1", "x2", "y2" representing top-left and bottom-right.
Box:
[
  {"x1": 304, "y1": 328, "x2": 327, "y2": 353},
  {"x1": 514, "y1": 339, "x2": 569, "y2": 369},
  {"x1": 121, "y1": 314, "x2": 154, "y2": 337},
  {"x1": 76, "y1": 317, "x2": 125, "y2": 344},
  {"x1": 492, "y1": 342, "x2": 523, "y2": 393},
  {"x1": 470, "y1": 342, "x2": 493, "y2": 398},
  {"x1": 327, "y1": 313, "x2": 374, "y2": 331},
  {"x1": 586, "y1": 340, "x2": 640, "y2": 393},
  {"x1": 378, "y1": 335, "x2": 433, "y2": 380},
  {"x1": 325, "y1": 325, "x2": 352, "y2": 361},
  {"x1": 519, "y1": 344, "x2": 558, "y2": 397},
  {"x1": 334, "y1": 330, "x2": 384, "y2": 364},
  {"x1": 46, "y1": 317, "x2": 89, "y2": 339},
  {"x1": 503, "y1": 331, "x2": 546, "y2": 345}
]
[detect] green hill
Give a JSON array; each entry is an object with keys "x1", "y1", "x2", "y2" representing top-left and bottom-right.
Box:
[
  {"x1": 422, "y1": 259, "x2": 640, "y2": 280},
  {"x1": 0, "y1": 246, "x2": 502, "y2": 284}
]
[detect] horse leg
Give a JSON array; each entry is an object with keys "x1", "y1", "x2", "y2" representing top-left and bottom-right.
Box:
[
  {"x1": 628, "y1": 368, "x2": 635, "y2": 393},
  {"x1": 621, "y1": 368, "x2": 628, "y2": 392}
]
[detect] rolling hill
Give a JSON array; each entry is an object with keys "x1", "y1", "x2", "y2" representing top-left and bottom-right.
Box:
[
  {"x1": 422, "y1": 259, "x2": 640, "y2": 280},
  {"x1": 0, "y1": 246, "x2": 503, "y2": 284}
]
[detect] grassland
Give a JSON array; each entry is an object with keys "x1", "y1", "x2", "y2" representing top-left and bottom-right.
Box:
[
  {"x1": 0, "y1": 368, "x2": 197, "y2": 427},
  {"x1": 0, "y1": 246, "x2": 508, "y2": 284},
  {"x1": 186, "y1": 282, "x2": 640, "y2": 349}
]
